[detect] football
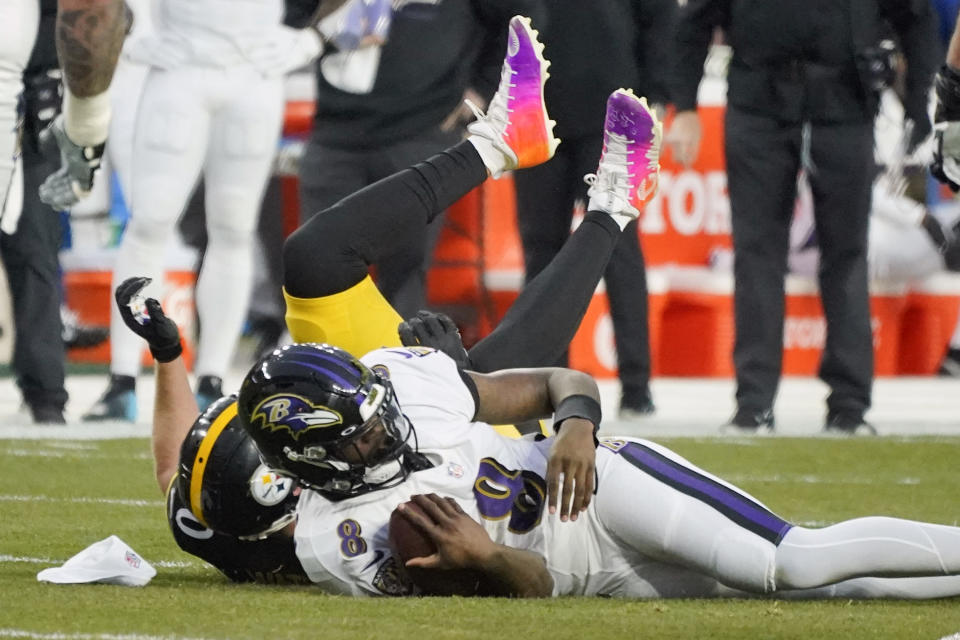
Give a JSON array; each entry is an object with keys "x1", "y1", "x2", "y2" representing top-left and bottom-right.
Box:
[
  {"x1": 388, "y1": 502, "x2": 436, "y2": 563},
  {"x1": 388, "y1": 502, "x2": 481, "y2": 596}
]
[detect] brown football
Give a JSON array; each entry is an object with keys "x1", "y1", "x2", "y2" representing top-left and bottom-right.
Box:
[
  {"x1": 388, "y1": 501, "x2": 481, "y2": 596},
  {"x1": 388, "y1": 502, "x2": 436, "y2": 563}
]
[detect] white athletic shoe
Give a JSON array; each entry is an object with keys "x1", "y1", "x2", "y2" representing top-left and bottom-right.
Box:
[
  {"x1": 584, "y1": 88, "x2": 662, "y2": 219},
  {"x1": 466, "y1": 15, "x2": 560, "y2": 177}
]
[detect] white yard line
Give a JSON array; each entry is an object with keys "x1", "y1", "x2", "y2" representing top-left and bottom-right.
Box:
[
  {"x1": 0, "y1": 495, "x2": 162, "y2": 508},
  {"x1": 0, "y1": 448, "x2": 152, "y2": 460},
  {"x1": 0, "y1": 555, "x2": 195, "y2": 569},
  {"x1": 0, "y1": 629, "x2": 213, "y2": 640},
  {"x1": 721, "y1": 474, "x2": 922, "y2": 485}
]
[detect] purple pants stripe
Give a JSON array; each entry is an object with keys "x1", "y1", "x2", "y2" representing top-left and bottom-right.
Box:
[{"x1": 617, "y1": 442, "x2": 793, "y2": 545}]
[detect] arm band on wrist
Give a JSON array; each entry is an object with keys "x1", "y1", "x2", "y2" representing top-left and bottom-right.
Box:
[
  {"x1": 553, "y1": 394, "x2": 601, "y2": 436},
  {"x1": 63, "y1": 89, "x2": 111, "y2": 147},
  {"x1": 944, "y1": 64, "x2": 960, "y2": 84},
  {"x1": 150, "y1": 340, "x2": 183, "y2": 364}
]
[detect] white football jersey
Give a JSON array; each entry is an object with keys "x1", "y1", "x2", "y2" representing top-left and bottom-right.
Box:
[
  {"x1": 294, "y1": 346, "x2": 561, "y2": 596},
  {"x1": 127, "y1": 0, "x2": 314, "y2": 70}
]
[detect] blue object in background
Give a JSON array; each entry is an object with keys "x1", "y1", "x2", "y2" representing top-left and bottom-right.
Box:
[
  {"x1": 59, "y1": 210, "x2": 71, "y2": 250},
  {"x1": 108, "y1": 170, "x2": 130, "y2": 247},
  {"x1": 934, "y1": 0, "x2": 960, "y2": 46}
]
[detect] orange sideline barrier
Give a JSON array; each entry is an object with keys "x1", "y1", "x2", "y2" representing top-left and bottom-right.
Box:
[
  {"x1": 64, "y1": 270, "x2": 196, "y2": 370},
  {"x1": 898, "y1": 281, "x2": 960, "y2": 374}
]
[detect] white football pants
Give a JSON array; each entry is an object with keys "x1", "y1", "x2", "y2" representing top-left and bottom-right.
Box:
[
  {"x1": 106, "y1": 59, "x2": 150, "y2": 205},
  {"x1": 110, "y1": 65, "x2": 284, "y2": 379},
  {"x1": 588, "y1": 439, "x2": 960, "y2": 600},
  {"x1": 0, "y1": 0, "x2": 38, "y2": 211},
  {"x1": 106, "y1": 0, "x2": 154, "y2": 204}
]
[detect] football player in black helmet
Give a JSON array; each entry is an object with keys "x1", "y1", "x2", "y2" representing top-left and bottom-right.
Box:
[
  {"x1": 176, "y1": 394, "x2": 299, "y2": 539},
  {"x1": 117, "y1": 277, "x2": 308, "y2": 584},
  {"x1": 118, "y1": 59, "x2": 649, "y2": 580},
  {"x1": 238, "y1": 343, "x2": 434, "y2": 497}
]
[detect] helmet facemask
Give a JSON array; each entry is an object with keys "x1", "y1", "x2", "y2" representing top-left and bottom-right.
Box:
[{"x1": 281, "y1": 380, "x2": 417, "y2": 498}]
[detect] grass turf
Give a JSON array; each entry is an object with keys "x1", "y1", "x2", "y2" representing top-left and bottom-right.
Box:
[{"x1": 2, "y1": 437, "x2": 960, "y2": 640}]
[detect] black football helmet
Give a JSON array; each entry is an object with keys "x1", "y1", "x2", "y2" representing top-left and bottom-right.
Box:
[
  {"x1": 177, "y1": 394, "x2": 299, "y2": 540},
  {"x1": 237, "y1": 343, "x2": 417, "y2": 498}
]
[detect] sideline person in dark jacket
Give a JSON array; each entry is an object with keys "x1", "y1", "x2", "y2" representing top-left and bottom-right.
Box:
[{"x1": 668, "y1": 0, "x2": 940, "y2": 435}]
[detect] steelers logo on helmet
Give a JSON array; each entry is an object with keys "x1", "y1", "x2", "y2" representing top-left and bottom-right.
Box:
[
  {"x1": 248, "y1": 464, "x2": 295, "y2": 507},
  {"x1": 238, "y1": 343, "x2": 418, "y2": 498},
  {"x1": 249, "y1": 393, "x2": 344, "y2": 441}
]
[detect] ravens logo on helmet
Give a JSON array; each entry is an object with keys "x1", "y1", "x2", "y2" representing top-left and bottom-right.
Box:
[{"x1": 237, "y1": 343, "x2": 420, "y2": 498}]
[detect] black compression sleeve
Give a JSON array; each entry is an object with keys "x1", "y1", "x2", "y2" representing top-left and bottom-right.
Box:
[
  {"x1": 283, "y1": 141, "x2": 488, "y2": 298},
  {"x1": 467, "y1": 210, "x2": 621, "y2": 372}
]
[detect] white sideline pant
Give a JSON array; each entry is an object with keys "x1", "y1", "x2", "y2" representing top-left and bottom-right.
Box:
[
  {"x1": 110, "y1": 65, "x2": 284, "y2": 379},
  {"x1": 107, "y1": 0, "x2": 155, "y2": 204},
  {"x1": 0, "y1": 0, "x2": 38, "y2": 212}
]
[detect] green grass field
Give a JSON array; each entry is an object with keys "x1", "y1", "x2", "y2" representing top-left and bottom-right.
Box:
[{"x1": 3, "y1": 436, "x2": 960, "y2": 640}]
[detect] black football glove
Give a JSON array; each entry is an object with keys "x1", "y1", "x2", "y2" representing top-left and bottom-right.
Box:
[
  {"x1": 398, "y1": 310, "x2": 470, "y2": 369},
  {"x1": 921, "y1": 212, "x2": 952, "y2": 253},
  {"x1": 945, "y1": 220, "x2": 960, "y2": 272},
  {"x1": 932, "y1": 65, "x2": 960, "y2": 191},
  {"x1": 114, "y1": 276, "x2": 183, "y2": 363}
]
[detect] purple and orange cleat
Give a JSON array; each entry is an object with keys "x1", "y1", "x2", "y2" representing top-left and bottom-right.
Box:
[
  {"x1": 584, "y1": 88, "x2": 662, "y2": 218},
  {"x1": 467, "y1": 15, "x2": 559, "y2": 177}
]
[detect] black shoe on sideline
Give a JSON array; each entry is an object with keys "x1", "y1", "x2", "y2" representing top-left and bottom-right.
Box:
[
  {"x1": 61, "y1": 306, "x2": 109, "y2": 349},
  {"x1": 82, "y1": 374, "x2": 137, "y2": 422},
  {"x1": 720, "y1": 407, "x2": 775, "y2": 435},
  {"x1": 619, "y1": 388, "x2": 656, "y2": 420},
  {"x1": 823, "y1": 411, "x2": 877, "y2": 436},
  {"x1": 939, "y1": 348, "x2": 960, "y2": 377},
  {"x1": 196, "y1": 375, "x2": 224, "y2": 413},
  {"x1": 30, "y1": 402, "x2": 66, "y2": 425}
]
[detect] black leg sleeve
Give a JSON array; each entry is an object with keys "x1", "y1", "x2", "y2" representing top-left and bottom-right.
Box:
[
  {"x1": 283, "y1": 141, "x2": 488, "y2": 298},
  {"x1": 467, "y1": 210, "x2": 621, "y2": 372}
]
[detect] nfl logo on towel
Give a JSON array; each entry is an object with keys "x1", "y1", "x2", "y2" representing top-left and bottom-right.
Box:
[{"x1": 125, "y1": 550, "x2": 142, "y2": 569}]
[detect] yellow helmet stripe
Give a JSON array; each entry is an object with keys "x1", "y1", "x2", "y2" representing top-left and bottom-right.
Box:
[{"x1": 189, "y1": 401, "x2": 239, "y2": 528}]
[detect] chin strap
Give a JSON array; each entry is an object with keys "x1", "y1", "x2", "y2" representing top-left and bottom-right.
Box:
[{"x1": 401, "y1": 447, "x2": 435, "y2": 472}]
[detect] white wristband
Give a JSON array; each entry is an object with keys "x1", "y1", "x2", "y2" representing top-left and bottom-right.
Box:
[{"x1": 63, "y1": 88, "x2": 111, "y2": 147}]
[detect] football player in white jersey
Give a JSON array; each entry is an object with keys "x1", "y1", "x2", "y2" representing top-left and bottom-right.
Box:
[
  {"x1": 118, "y1": 19, "x2": 662, "y2": 587},
  {"x1": 232, "y1": 26, "x2": 960, "y2": 596},
  {"x1": 130, "y1": 77, "x2": 960, "y2": 606},
  {"x1": 0, "y1": 0, "x2": 39, "y2": 217},
  {"x1": 83, "y1": 0, "x2": 357, "y2": 422},
  {"x1": 39, "y1": 0, "x2": 350, "y2": 208}
]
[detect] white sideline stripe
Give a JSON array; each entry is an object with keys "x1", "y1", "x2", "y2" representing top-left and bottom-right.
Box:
[
  {"x1": 0, "y1": 423, "x2": 152, "y2": 441},
  {"x1": 0, "y1": 629, "x2": 212, "y2": 640},
  {"x1": 0, "y1": 495, "x2": 162, "y2": 507},
  {"x1": 0, "y1": 449, "x2": 152, "y2": 460},
  {"x1": 44, "y1": 442, "x2": 98, "y2": 451},
  {"x1": 0, "y1": 555, "x2": 196, "y2": 569},
  {"x1": 0, "y1": 555, "x2": 56, "y2": 564},
  {"x1": 723, "y1": 474, "x2": 921, "y2": 486}
]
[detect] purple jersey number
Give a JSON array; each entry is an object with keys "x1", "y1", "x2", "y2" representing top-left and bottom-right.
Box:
[
  {"x1": 337, "y1": 519, "x2": 368, "y2": 558},
  {"x1": 473, "y1": 457, "x2": 547, "y2": 534}
]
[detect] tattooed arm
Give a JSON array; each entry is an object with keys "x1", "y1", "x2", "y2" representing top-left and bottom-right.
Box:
[
  {"x1": 38, "y1": 0, "x2": 128, "y2": 208},
  {"x1": 56, "y1": 0, "x2": 127, "y2": 97}
]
